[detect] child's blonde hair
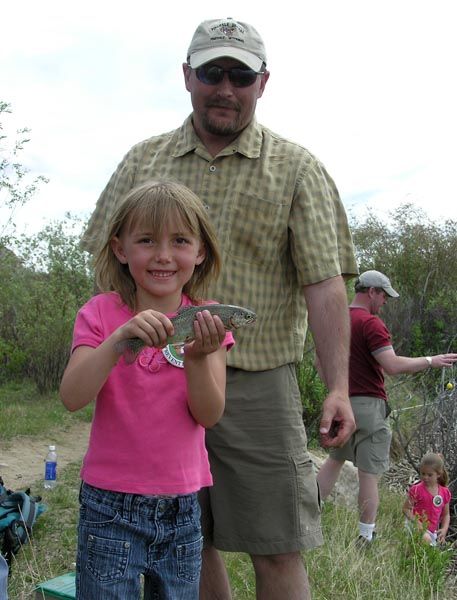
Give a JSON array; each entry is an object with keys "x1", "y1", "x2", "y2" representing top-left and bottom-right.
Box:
[
  {"x1": 420, "y1": 452, "x2": 449, "y2": 486},
  {"x1": 94, "y1": 180, "x2": 221, "y2": 310}
]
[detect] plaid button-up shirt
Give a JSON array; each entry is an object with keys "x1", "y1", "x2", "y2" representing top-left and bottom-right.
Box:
[{"x1": 82, "y1": 116, "x2": 358, "y2": 370}]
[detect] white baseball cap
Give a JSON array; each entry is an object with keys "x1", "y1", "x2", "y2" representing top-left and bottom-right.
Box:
[
  {"x1": 187, "y1": 18, "x2": 267, "y2": 71},
  {"x1": 358, "y1": 270, "x2": 399, "y2": 298}
]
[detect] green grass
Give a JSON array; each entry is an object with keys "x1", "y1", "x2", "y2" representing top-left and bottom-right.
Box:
[
  {"x1": 222, "y1": 493, "x2": 456, "y2": 600},
  {"x1": 2, "y1": 381, "x2": 456, "y2": 599},
  {"x1": 0, "y1": 381, "x2": 92, "y2": 441},
  {"x1": 7, "y1": 466, "x2": 456, "y2": 600},
  {"x1": 7, "y1": 462, "x2": 82, "y2": 599},
  {"x1": 306, "y1": 495, "x2": 456, "y2": 600}
]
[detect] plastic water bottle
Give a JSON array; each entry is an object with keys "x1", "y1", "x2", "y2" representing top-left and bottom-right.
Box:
[{"x1": 44, "y1": 445, "x2": 57, "y2": 489}]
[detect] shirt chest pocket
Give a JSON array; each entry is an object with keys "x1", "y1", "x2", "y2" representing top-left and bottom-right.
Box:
[{"x1": 226, "y1": 193, "x2": 289, "y2": 266}]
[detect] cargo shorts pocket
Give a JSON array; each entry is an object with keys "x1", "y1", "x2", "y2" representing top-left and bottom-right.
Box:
[
  {"x1": 368, "y1": 426, "x2": 392, "y2": 471},
  {"x1": 291, "y1": 455, "x2": 321, "y2": 536}
]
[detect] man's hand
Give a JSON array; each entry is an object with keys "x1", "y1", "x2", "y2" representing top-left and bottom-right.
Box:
[
  {"x1": 303, "y1": 276, "x2": 354, "y2": 447},
  {"x1": 319, "y1": 391, "x2": 356, "y2": 448},
  {"x1": 430, "y1": 353, "x2": 457, "y2": 368}
]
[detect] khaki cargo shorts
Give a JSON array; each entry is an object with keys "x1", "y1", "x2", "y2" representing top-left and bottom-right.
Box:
[
  {"x1": 329, "y1": 395, "x2": 392, "y2": 474},
  {"x1": 200, "y1": 364, "x2": 323, "y2": 555}
]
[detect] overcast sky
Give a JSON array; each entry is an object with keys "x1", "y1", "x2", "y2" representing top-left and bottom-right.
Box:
[{"x1": 2, "y1": 0, "x2": 456, "y2": 237}]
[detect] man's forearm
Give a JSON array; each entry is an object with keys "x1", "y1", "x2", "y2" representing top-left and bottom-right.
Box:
[
  {"x1": 303, "y1": 275, "x2": 350, "y2": 392},
  {"x1": 376, "y1": 349, "x2": 457, "y2": 375}
]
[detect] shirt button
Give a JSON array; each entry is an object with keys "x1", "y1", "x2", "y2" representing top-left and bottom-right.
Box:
[{"x1": 209, "y1": 165, "x2": 216, "y2": 172}]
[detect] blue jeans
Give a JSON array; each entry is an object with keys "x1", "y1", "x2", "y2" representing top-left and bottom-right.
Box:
[
  {"x1": 0, "y1": 553, "x2": 8, "y2": 600},
  {"x1": 76, "y1": 483, "x2": 202, "y2": 600}
]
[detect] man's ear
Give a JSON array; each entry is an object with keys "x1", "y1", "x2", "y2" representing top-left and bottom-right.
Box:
[
  {"x1": 183, "y1": 63, "x2": 192, "y2": 92},
  {"x1": 257, "y1": 70, "x2": 270, "y2": 99},
  {"x1": 111, "y1": 237, "x2": 128, "y2": 264}
]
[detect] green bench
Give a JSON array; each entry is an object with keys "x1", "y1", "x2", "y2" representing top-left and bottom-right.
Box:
[{"x1": 35, "y1": 572, "x2": 76, "y2": 599}]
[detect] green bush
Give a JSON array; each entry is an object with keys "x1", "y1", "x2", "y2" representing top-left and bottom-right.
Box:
[
  {"x1": 0, "y1": 339, "x2": 27, "y2": 382},
  {"x1": 0, "y1": 216, "x2": 93, "y2": 392}
]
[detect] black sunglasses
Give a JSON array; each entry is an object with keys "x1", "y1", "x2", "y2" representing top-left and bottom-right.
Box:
[{"x1": 193, "y1": 64, "x2": 263, "y2": 88}]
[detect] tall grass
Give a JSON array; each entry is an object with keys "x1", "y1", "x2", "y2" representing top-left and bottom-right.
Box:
[
  {"x1": 307, "y1": 496, "x2": 455, "y2": 600},
  {"x1": 1, "y1": 381, "x2": 456, "y2": 599},
  {"x1": 6, "y1": 465, "x2": 456, "y2": 599},
  {"x1": 0, "y1": 381, "x2": 92, "y2": 442},
  {"x1": 7, "y1": 462, "x2": 82, "y2": 599}
]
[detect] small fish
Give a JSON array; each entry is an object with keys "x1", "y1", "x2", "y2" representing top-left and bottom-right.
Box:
[{"x1": 115, "y1": 304, "x2": 256, "y2": 364}]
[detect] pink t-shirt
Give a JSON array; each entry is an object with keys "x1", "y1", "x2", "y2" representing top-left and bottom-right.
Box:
[
  {"x1": 408, "y1": 481, "x2": 451, "y2": 533},
  {"x1": 72, "y1": 292, "x2": 234, "y2": 495}
]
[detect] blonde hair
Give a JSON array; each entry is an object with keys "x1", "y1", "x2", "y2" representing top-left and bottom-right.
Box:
[
  {"x1": 420, "y1": 452, "x2": 449, "y2": 486},
  {"x1": 94, "y1": 180, "x2": 221, "y2": 310}
]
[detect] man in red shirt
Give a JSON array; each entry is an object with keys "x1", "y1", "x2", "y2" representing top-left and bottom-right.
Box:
[{"x1": 317, "y1": 270, "x2": 457, "y2": 544}]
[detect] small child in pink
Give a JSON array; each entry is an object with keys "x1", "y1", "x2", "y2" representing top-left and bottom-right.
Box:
[
  {"x1": 403, "y1": 452, "x2": 451, "y2": 546},
  {"x1": 60, "y1": 180, "x2": 234, "y2": 599}
]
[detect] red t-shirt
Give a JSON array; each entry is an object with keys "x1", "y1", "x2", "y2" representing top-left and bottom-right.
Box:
[{"x1": 349, "y1": 307, "x2": 392, "y2": 401}]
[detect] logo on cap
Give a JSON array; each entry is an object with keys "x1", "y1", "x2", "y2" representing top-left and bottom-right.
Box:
[{"x1": 219, "y1": 22, "x2": 239, "y2": 38}]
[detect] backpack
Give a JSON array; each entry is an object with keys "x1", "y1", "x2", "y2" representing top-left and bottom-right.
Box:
[{"x1": 0, "y1": 477, "x2": 46, "y2": 568}]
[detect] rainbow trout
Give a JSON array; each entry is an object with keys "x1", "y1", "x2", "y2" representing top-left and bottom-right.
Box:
[{"x1": 115, "y1": 304, "x2": 256, "y2": 364}]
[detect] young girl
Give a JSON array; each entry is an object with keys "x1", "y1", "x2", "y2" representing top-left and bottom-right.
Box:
[
  {"x1": 60, "y1": 180, "x2": 234, "y2": 600},
  {"x1": 403, "y1": 452, "x2": 452, "y2": 546}
]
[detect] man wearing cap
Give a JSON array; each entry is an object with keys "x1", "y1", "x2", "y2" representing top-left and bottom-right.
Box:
[
  {"x1": 317, "y1": 270, "x2": 457, "y2": 545},
  {"x1": 82, "y1": 18, "x2": 358, "y2": 599}
]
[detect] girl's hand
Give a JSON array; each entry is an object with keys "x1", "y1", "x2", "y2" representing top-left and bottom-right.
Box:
[
  {"x1": 437, "y1": 528, "x2": 447, "y2": 544},
  {"x1": 115, "y1": 310, "x2": 174, "y2": 348},
  {"x1": 183, "y1": 311, "x2": 227, "y2": 358}
]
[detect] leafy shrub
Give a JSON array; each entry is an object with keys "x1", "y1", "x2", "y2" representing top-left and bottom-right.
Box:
[
  {"x1": 0, "y1": 216, "x2": 93, "y2": 392},
  {"x1": 0, "y1": 339, "x2": 27, "y2": 382}
]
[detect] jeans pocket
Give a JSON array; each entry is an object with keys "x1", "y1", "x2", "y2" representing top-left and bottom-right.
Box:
[
  {"x1": 86, "y1": 534, "x2": 130, "y2": 583},
  {"x1": 80, "y1": 500, "x2": 121, "y2": 528},
  {"x1": 177, "y1": 536, "x2": 203, "y2": 583}
]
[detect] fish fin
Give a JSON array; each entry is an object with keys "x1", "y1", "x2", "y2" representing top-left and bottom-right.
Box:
[
  {"x1": 122, "y1": 348, "x2": 141, "y2": 365},
  {"x1": 114, "y1": 339, "x2": 144, "y2": 365}
]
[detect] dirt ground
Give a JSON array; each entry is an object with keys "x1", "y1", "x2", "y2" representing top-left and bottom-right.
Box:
[
  {"x1": 0, "y1": 422, "x2": 91, "y2": 489},
  {"x1": 0, "y1": 428, "x2": 358, "y2": 501}
]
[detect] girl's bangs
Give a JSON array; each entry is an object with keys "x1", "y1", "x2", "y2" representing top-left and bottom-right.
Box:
[{"x1": 124, "y1": 196, "x2": 200, "y2": 237}]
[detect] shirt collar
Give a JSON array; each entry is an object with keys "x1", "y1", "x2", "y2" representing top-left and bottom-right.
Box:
[{"x1": 172, "y1": 115, "x2": 263, "y2": 159}]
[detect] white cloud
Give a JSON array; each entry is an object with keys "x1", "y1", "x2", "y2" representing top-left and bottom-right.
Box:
[{"x1": 2, "y1": 0, "x2": 457, "y2": 234}]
